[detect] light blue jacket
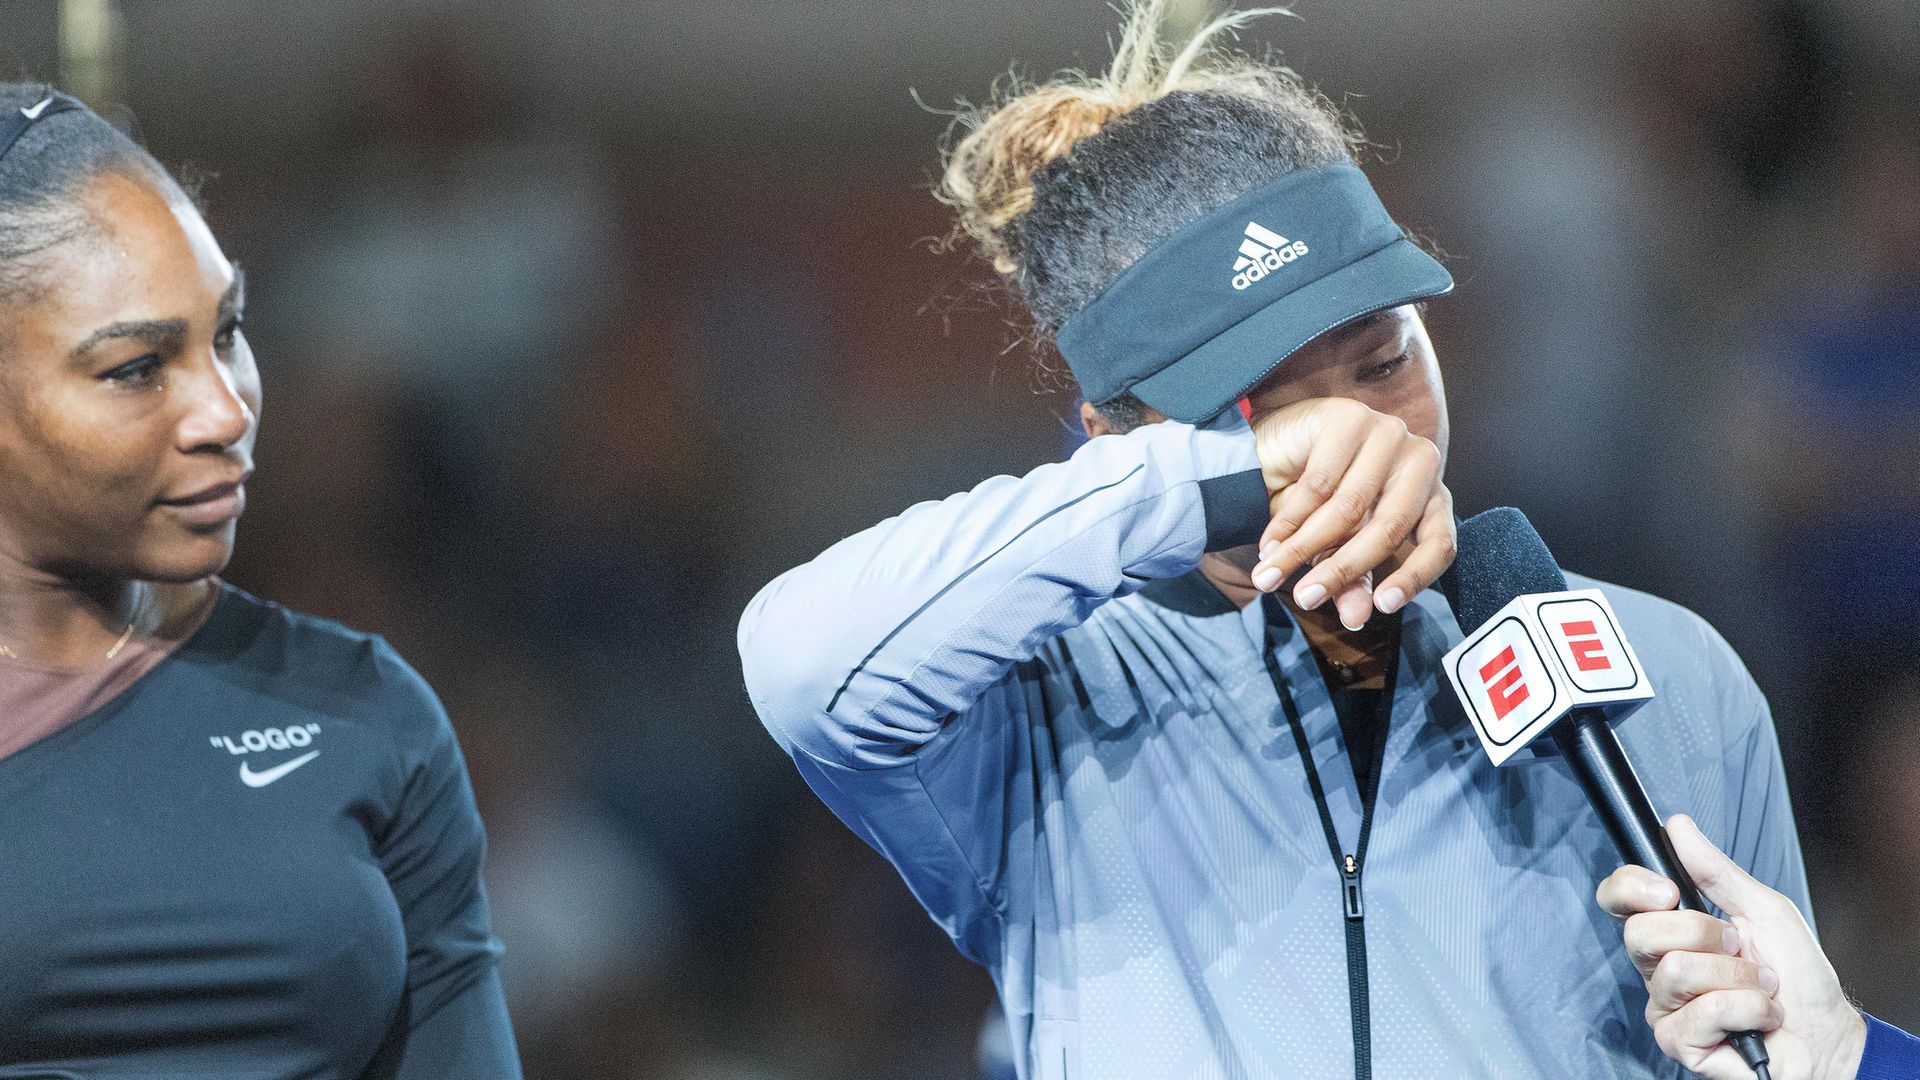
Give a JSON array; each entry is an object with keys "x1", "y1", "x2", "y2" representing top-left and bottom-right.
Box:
[{"x1": 738, "y1": 409, "x2": 1809, "y2": 1080}]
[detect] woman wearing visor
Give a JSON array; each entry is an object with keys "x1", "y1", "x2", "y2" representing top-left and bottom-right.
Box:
[
  {"x1": 0, "y1": 87, "x2": 518, "y2": 1076},
  {"x1": 738, "y1": 3, "x2": 1806, "y2": 1077}
]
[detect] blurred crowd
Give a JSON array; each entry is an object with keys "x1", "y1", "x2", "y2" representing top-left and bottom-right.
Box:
[{"x1": 6, "y1": 1, "x2": 1915, "y2": 1076}]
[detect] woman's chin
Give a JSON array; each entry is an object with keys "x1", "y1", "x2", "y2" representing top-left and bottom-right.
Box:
[
  {"x1": 1205, "y1": 545, "x2": 1262, "y2": 572},
  {"x1": 139, "y1": 537, "x2": 236, "y2": 583}
]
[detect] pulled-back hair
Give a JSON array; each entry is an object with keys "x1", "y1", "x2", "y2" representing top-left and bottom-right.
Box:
[
  {"x1": 935, "y1": 2, "x2": 1364, "y2": 422},
  {"x1": 0, "y1": 83, "x2": 175, "y2": 305}
]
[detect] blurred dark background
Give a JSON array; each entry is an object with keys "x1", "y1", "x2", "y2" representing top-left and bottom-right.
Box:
[{"x1": 3, "y1": 1, "x2": 1916, "y2": 1076}]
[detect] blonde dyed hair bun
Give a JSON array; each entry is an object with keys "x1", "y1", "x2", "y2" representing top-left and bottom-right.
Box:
[{"x1": 937, "y1": 0, "x2": 1355, "y2": 279}]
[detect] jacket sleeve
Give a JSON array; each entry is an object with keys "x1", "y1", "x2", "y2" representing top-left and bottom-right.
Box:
[
  {"x1": 363, "y1": 644, "x2": 523, "y2": 1079},
  {"x1": 1857, "y1": 1014, "x2": 1920, "y2": 1080},
  {"x1": 738, "y1": 410, "x2": 1263, "y2": 960}
]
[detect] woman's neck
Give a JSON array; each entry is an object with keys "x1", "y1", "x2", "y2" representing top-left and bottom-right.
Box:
[
  {"x1": 0, "y1": 562, "x2": 201, "y2": 668},
  {"x1": 1199, "y1": 548, "x2": 1396, "y2": 687}
]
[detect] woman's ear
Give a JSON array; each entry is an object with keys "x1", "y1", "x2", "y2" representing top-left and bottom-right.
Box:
[{"x1": 1080, "y1": 400, "x2": 1115, "y2": 439}]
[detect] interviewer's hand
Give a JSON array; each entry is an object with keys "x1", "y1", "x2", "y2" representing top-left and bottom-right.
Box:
[
  {"x1": 1596, "y1": 814, "x2": 1867, "y2": 1080},
  {"x1": 1246, "y1": 397, "x2": 1454, "y2": 631}
]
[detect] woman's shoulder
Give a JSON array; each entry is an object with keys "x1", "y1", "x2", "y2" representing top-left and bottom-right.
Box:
[
  {"x1": 1563, "y1": 571, "x2": 1768, "y2": 730},
  {"x1": 189, "y1": 583, "x2": 448, "y2": 743},
  {"x1": 1562, "y1": 572, "x2": 1739, "y2": 658}
]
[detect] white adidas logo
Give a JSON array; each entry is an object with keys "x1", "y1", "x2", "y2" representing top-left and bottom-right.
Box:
[{"x1": 1231, "y1": 221, "x2": 1309, "y2": 291}]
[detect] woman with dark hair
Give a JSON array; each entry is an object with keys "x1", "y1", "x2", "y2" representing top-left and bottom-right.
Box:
[
  {"x1": 739, "y1": 4, "x2": 1808, "y2": 1077},
  {"x1": 0, "y1": 87, "x2": 519, "y2": 1076}
]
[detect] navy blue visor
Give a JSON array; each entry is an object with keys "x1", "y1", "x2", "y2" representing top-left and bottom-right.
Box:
[{"x1": 1055, "y1": 162, "x2": 1453, "y2": 423}]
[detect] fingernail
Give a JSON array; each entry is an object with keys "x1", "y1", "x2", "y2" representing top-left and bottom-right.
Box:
[
  {"x1": 1341, "y1": 612, "x2": 1368, "y2": 632},
  {"x1": 1261, "y1": 540, "x2": 1280, "y2": 561},
  {"x1": 1722, "y1": 926, "x2": 1741, "y2": 955},
  {"x1": 1376, "y1": 587, "x2": 1406, "y2": 614},
  {"x1": 1296, "y1": 582, "x2": 1327, "y2": 608},
  {"x1": 1646, "y1": 881, "x2": 1675, "y2": 907},
  {"x1": 1252, "y1": 565, "x2": 1282, "y2": 592},
  {"x1": 1759, "y1": 967, "x2": 1779, "y2": 994}
]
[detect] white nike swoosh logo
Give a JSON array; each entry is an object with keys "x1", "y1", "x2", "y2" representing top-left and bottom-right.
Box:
[
  {"x1": 239, "y1": 750, "x2": 320, "y2": 788},
  {"x1": 21, "y1": 98, "x2": 53, "y2": 120}
]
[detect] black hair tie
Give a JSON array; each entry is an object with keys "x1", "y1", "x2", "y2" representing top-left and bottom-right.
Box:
[{"x1": 0, "y1": 92, "x2": 84, "y2": 166}]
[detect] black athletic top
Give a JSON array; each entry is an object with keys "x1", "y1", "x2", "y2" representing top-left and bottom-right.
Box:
[{"x1": 0, "y1": 585, "x2": 520, "y2": 1078}]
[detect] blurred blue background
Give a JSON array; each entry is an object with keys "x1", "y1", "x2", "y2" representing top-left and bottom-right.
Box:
[{"x1": 2, "y1": 1, "x2": 1916, "y2": 1076}]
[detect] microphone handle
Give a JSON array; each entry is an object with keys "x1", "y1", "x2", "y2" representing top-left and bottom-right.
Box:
[{"x1": 1550, "y1": 711, "x2": 1772, "y2": 1077}]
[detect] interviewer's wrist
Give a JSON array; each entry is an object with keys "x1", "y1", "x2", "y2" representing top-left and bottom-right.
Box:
[{"x1": 1810, "y1": 1005, "x2": 1867, "y2": 1080}]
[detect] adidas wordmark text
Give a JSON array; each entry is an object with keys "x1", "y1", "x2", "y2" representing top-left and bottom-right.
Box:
[{"x1": 1231, "y1": 221, "x2": 1309, "y2": 291}]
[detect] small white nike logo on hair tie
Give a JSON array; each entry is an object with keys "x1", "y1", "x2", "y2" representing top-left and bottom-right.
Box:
[
  {"x1": 239, "y1": 750, "x2": 320, "y2": 788},
  {"x1": 21, "y1": 98, "x2": 54, "y2": 120}
]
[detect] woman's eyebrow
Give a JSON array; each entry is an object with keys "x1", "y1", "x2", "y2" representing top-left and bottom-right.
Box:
[
  {"x1": 1329, "y1": 310, "x2": 1396, "y2": 347},
  {"x1": 70, "y1": 318, "x2": 187, "y2": 359},
  {"x1": 70, "y1": 269, "x2": 246, "y2": 360},
  {"x1": 1332, "y1": 312, "x2": 1401, "y2": 356}
]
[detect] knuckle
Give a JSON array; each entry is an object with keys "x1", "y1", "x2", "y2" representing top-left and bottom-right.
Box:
[
  {"x1": 1652, "y1": 1016, "x2": 1681, "y2": 1057},
  {"x1": 1760, "y1": 892, "x2": 1801, "y2": 923},
  {"x1": 1651, "y1": 951, "x2": 1689, "y2": 989},
  {"x1": 1301, "y1": 470, "x2": 1340, "y2": 501},
  {"x1": 1370, "y1": 411, "x2": 1409, "y2": 439},
  {"x1": 1331, "y1": 488, "x2": 1372, "y2": 526},
  {"x1": 1622, "y1": 919, "x2": 1652, "y2": 959},
  {"x1": 1692, "y1": 912, "x2": 1734, "y2": 948},
  {"x1": 1400, "y1": 434, "x2": 1439, "y2": 468},
  {"x1": 1691, "y1": 864, "x2": 1724, "y2": 893},
  {"x1": 1276, "y1": 539, "x2": 1316, "y2": 568},
  {"x1": 1314, "y1": 555, "x2": 1358, "y2": 586},
  {"x1": 1330, "y1": 397, "x2": 1368, "y2": 422},
  {"x1": 1372, "y1": 509, "x2": 1416, "y2": 542}
]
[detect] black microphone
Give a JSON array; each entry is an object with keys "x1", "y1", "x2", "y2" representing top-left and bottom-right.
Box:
[{"x1": 1440, "y1": 507, "x2": 1772, "y2": 1080}]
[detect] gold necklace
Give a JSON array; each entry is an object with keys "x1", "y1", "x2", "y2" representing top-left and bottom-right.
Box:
[{"x1": 0, "y1": 588, "x2": 147, "y2": 664}]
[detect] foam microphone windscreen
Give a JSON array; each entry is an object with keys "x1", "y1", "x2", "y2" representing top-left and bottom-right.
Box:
[{"x1": 1438, "y1": 507, "x2": 1571, "y2": 633}]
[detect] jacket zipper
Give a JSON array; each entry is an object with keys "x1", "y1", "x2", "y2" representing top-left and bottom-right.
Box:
[{"x1": 1261, "y1": 599, "x2": 1401, "y2": 1080}]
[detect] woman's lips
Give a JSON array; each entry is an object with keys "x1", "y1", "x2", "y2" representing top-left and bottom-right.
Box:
[{"x1": 160, "y1": 474, "x2": 251, "y2": 526}]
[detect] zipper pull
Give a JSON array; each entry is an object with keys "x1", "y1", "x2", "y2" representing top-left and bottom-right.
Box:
[{"x1": 1342, "y1": 853, "x2": 1364, "y2": 921}]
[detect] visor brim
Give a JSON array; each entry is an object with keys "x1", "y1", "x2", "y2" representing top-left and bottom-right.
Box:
[{"x1": 1129, "y1": 239, "x2": 1454, "y2": 424}]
